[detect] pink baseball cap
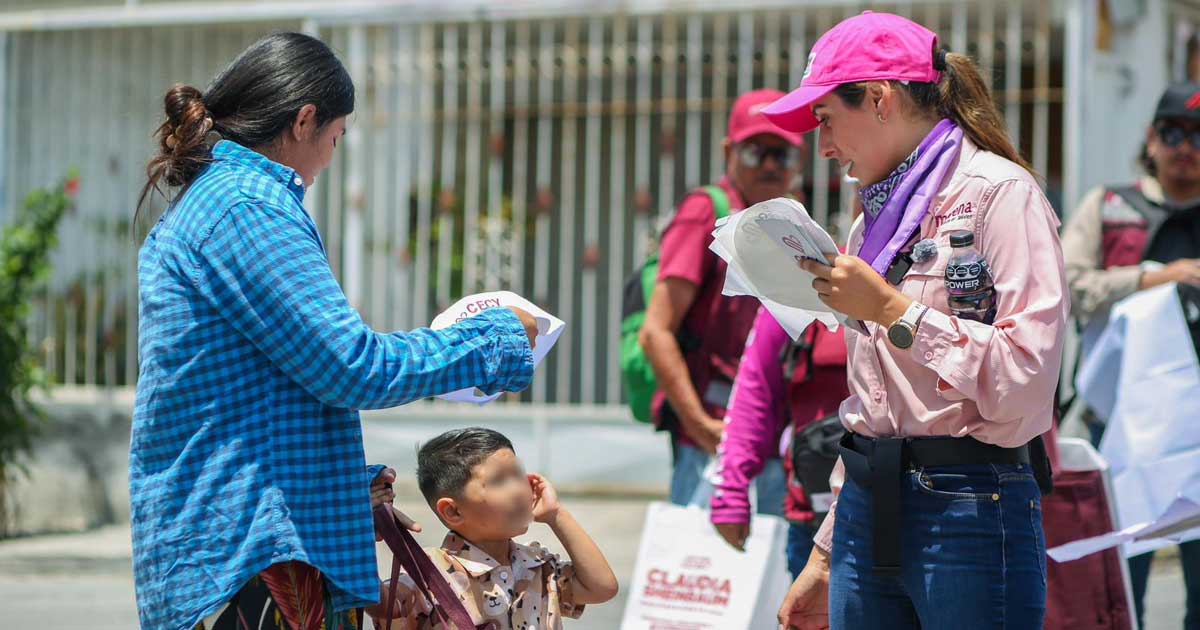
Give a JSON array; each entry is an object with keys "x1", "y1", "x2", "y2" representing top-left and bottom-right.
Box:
[
  {"x1": 762, "y1": 11, "x2": 942, "y2": 134},
  {"x1": 728, "y1": 89, "x2": 805, "y2": 147}
]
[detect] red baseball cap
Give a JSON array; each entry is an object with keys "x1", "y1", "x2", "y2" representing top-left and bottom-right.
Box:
[
  {"x1": 728, "y1": 89, "x2": 805, "y2": 147},
  {"x1": 762, "y1": 11, "x2": 942, "y2": 134}
]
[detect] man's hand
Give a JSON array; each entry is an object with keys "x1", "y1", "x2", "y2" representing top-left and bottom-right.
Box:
[
  {"x1": 365, "y1": 576, "x2": 431, "y2": 620},
  {"x1": 639, "y1": 277, "x2": 719, "y2": 454},
  {"x1": 680, "y1": 413, "x2": 725, "y2": 454},
  {"x1": 507, "y1": 306, "x2": 539, "y2": 348},
  {"x1": 529, "y1": 473, "x2": 562, "y2": 524},
  {"x1": 801, "y1": 255, "x2": 912, "y2": 326},
  {"x1": 370, "y1": 468, "x2": 397, "y2": 508},
  {"x1": 714, "y1": 521, "x2": 750, "y2": 551},
  {"x1": 1140, "y1": 258, "x2": 1200, "y2": 289},
  {"x1": 778, "y1": 546, "x2": 831, "y2": 630}
]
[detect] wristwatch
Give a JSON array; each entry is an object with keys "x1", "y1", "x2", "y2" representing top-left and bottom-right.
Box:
[{"x1": 886, "y1": 301, "x2": 929, "y2": 349}]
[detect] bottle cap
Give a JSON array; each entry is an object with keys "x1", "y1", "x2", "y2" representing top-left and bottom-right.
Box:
[{"x1": 949, "y1": 230, "x2": 974, "y2": 248}]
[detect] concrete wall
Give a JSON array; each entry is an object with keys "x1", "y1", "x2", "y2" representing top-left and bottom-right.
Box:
[
  {"x1": 1, "y1": 388, "x2": 671, "y2": 537},
  {"x1": 1, "y1": 393, "x2": 131, "y2": 537}
]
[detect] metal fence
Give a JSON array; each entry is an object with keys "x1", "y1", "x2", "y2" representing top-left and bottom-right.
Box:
[
  {"x1": 1171, "y1": 0, "x2": 1200, "y2": 81},
  {"x1": 3, "y1": 0, "x2": 1068, "y2": 409}
]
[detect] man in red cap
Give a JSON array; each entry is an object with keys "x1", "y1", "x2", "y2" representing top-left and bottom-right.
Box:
[{"x1": 638, "y1": 89, "x2": 807, "y2": 511}]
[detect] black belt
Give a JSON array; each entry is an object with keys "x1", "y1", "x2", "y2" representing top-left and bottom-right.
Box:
[{"x1": 838, "y1": 432, "x2": 1035, "y2": 576}]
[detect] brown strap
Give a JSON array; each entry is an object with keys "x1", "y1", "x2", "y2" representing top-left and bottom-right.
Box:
[
  {"x1": 372, "y1": 505, "x2": 478, "y2": 630},
  {"x1": 236, "y1": 606, "x2": 252, "y2": 630}
]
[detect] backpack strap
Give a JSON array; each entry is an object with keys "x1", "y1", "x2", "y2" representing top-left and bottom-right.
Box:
[
  {"x1": 703, "y1": 184, "x2": 732, "y2": 221},
  {"x1": 372, "y1": 505, "x2": 479, "y2": 630},
  {"x1": 780, "y1": 326, "x2": 817, "y2": 387},
  {"x1": 642, "y1": 185, "x2": 733, "y2": 313},
  {"x1": 1107, "y1": 185, "x2": 1171, "y2": 260},
  {"x1": 675, "y1": 185, "x2": 736, "y2": 353}
]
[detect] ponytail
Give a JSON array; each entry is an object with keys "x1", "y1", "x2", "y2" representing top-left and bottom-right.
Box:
[
  {"x1": 137, "y1": 84, "x2": 216, "y2": 218},
  {"x1": 833, "y1": 49, "x2": 1034, "y2": 176},
  {"x1": 936, "y1": 51, "x2": 1033, "y2": 175}
]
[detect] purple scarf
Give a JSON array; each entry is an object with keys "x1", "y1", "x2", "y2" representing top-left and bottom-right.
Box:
[{"x1": 857, "y1": 119, "x2": 963, "y2": 276}]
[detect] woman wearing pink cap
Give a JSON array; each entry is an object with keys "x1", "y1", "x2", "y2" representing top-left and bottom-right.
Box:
[{"x1": 762, "y1": 12, "x2": 1067, "y2": 630}]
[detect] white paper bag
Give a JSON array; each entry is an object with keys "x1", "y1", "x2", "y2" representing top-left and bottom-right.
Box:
[
  {"x1": 620, "y1": 502, "x2": 792, "y2": 630},
  {"x1": 428, "y1": 291, "x2": 564, "y2": 404}
]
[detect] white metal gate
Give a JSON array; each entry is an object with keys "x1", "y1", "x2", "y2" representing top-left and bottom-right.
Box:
[{"x1": 2, "y1": 0, "x2": 1069, "y2": 410}]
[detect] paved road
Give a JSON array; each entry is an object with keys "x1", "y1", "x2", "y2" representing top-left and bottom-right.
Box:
[{"x1": 0, "y1": 497, "x2": 1188, "y2": 629}]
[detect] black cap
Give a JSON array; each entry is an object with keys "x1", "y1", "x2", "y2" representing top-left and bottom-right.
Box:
[
  {"x1": 1154, "y1": 82, "x2": 1200, "y2": 123},
  {"x1": 949, "y1": 230, "x2": 974, "y2": 248}
]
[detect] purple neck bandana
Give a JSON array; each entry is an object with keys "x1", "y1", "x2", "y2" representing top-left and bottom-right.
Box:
[{"x1": 857, "y1": 119, "x2": 963, "y2": 277}]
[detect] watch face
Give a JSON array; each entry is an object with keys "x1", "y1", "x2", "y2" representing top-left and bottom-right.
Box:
[{"x1": 888, "y1": 323, "x2": 914, "y2": 349}]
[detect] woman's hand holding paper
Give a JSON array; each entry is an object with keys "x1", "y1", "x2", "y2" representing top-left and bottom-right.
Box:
[{"x1": 801, "y1": 255, "x2": 913, "y2": 326}]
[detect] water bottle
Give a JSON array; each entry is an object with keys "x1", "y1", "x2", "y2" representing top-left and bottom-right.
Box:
[{"x1": 944, "y1": 230, "x2": 998, "y2": 324}]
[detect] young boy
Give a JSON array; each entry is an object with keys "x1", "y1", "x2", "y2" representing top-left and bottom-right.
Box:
[{"x1": 369, "y1": 427, "x2": 619, "y2": 629}]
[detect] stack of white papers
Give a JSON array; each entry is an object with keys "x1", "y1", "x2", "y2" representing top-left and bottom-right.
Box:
[
  {"x1": 429, "y1": 291, "x2": 565, "y2": 405},
  {"x1": 709, "y1": 197, "x2": 866, "y2": 339}
]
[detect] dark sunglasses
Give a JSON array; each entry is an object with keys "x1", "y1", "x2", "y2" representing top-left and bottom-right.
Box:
[
  {"x1": 1156, "y1": 123, "x2": 1200, "y2": 149},
  {"x1": 737, "y1": 143, "x2": 803, "y2": 169}
]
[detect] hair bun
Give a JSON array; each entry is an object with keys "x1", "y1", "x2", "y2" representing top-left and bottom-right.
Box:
[
  {"x1": 163, "y1": 84, "x2": 207, "y2": 129},
  {"x1": 160, "y1": 85, "x2": 210, "y2": 156},
  {"x1": 143, "y1": 84, "x2": 214, "y2": 199}
]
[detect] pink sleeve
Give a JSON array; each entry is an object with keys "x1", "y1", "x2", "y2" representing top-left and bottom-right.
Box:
[
  {"x1": 812, "y1": 457, "x2": 844, "y2": 553},
  {"x1": 912, "y1": 179, "x2": 1068, "y2": 444},
  {"x1": 657, "y1": 194, "x2": 717, "y2": 287},
  {"x1": 710, "y1": 309, "x2": 790, "y2": 525}
]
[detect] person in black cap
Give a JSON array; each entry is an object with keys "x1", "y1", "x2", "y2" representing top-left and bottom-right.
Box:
[{"x1": 1062, "y1": 81, "x2": 1200, "y2": 630}]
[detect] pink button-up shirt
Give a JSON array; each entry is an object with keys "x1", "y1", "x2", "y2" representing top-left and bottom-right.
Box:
[{"x1": 814, "y1": 138, "x2": 1069, "y2": 551}]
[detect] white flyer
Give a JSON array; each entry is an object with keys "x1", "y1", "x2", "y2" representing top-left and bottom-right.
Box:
[
  {"x1": 1047, "y1": 493, "x2": 1200, "y2": 563},
  {"x1": 429, "y1": 291, "x2": 564, "y2": 404},
  {"x1": 710, "y1": 197, "x2": 866, "y2": 339}
]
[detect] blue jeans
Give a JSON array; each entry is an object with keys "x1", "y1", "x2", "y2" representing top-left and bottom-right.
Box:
[
  {"x1": 829, "y1": 464, "x2": 1047, "y2": 630},
  {"x1": 669, "y1": 442, "x2": 787, "y2": 517},
  {"x1": 1129, "y1": 540, "x2": 1200, "y2": 630},
  {"x1": 787, "y1": 521, "x2": 817, "y2": 579}
]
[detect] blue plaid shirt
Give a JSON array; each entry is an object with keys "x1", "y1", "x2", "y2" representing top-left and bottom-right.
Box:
[{"x1": 131, "y1": 140, "x2": 534, "y2": 630}]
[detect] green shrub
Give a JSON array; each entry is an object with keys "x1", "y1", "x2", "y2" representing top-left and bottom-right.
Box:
[{"x1": 0, "y1": 174, "x2": 74, "y2": 498}]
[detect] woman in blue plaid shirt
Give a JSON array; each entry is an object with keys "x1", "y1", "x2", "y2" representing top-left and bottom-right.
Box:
[{"x1": 132, "y1": 33, "x2": 538, "y2": 630}]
